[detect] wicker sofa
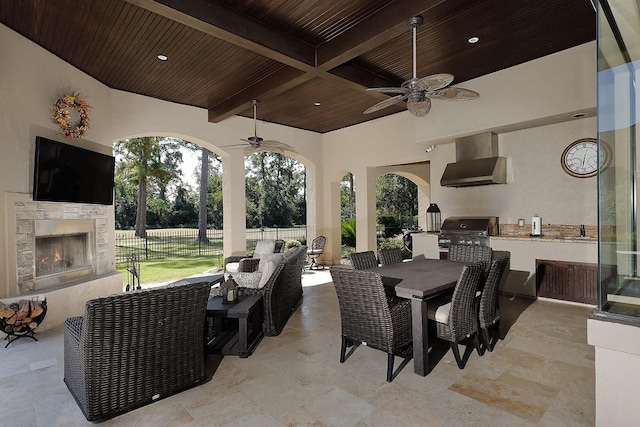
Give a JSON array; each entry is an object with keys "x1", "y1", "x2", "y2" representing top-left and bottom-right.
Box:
[
  {"x1": 235, "y1": 245, "x2": 307, "y2": 336},
  {"x1": 63, "y1": 281, "x2": 212, "y2": 421}
]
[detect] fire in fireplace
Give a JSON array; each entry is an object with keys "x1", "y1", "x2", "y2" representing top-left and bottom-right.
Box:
[
  {"x1": 33, "y1": 219, "x2": 96, "y2": 290},
  {"x1": 36, "y1": 234, "x2": 90, "y2": 277}
]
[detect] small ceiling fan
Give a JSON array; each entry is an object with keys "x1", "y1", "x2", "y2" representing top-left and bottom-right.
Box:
[
  {"x1": 363, "y1": 16, "x2": 479, "y2": 117},
  {"x1": 222, "y1": 99, "x2": 295, "y2": 155}
]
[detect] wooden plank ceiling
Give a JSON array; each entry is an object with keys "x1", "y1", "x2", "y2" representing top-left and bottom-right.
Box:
[{"x1": 0, "y1": 0, "x2": 595, "y2": 134}]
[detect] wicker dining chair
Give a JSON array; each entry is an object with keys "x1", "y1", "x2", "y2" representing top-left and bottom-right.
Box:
[
  {"x1": 350, "y1": 250, "x2": 378, "y2": 270},
  {"x1": 378, "y1": 248, "x2": 403, "y2": 266},
  {"x1": 479, "y1": 255, "x2": 510, "y2": 352},
  {"x1": 427, "y1": 261, "x2": 487, "y2": 369},
  {"x1": 330, "y1": 267, "x2": 412, "y2": 382},
  {"x1": 448, "y1": 244, "x2": 493, "y2": 264}
]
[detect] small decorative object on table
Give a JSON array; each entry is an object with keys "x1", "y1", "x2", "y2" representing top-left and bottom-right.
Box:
[{"x1": 220, "y1": 278, "x2": 239, "y2": 304}]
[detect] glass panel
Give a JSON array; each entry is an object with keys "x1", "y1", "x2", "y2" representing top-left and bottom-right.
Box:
[
  {"x1": 35, "y1": 234, "x2": 89, "y2": 277},
  {"x1": 598, "y1": 1, "x2": 640, "y2": 315}
]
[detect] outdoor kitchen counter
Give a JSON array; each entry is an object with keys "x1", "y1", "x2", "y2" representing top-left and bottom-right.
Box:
[
  {"x1": 412, "y1": 233, "x2": 597, "y2": 298},
  {"x1": 492, "y1": 235, "x2": 597, "y2": 243}
]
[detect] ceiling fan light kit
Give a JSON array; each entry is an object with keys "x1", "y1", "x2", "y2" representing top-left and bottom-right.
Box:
[{"x1": 364, "y1": 16, "x2": 479, "y2": 118}]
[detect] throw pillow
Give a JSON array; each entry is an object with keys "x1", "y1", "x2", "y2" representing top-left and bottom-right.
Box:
[
  {"x1": 253, "y1": 240, "x2": 276, "y2": 258},
  {"x1": 231, "y1": 271, "x2": 262, "y2": 289}
]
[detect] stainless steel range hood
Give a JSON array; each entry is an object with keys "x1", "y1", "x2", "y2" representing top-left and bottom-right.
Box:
[{"x1": 440, "y1": 132, "x2": 507, "y2": 187}]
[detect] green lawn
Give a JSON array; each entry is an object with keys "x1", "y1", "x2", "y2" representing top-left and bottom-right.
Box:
[{"x1": 116, "y1": 255, "x2": 219, "y2": 286}]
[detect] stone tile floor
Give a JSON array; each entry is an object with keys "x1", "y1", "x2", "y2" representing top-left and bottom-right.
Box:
[{"x1": 0, "y1": 269, "x2": 595, "y2": 426}]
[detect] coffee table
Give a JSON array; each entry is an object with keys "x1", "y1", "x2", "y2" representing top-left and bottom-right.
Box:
[{"x1": 205, "y1": 294, "x2": 264, "y2": 358}]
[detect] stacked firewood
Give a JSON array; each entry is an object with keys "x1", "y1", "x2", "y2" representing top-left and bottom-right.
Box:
[{"x1": 0, "y1": 300, "x2": 45, "y2": 334}]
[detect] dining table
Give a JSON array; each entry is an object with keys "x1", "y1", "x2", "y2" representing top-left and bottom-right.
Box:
[{"x1": 369, "y1": 255, "x2": 468, "y2": 376}]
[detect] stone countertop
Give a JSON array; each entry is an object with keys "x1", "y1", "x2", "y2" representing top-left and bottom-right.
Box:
[{"x1": 492, "y1": 235, "x2": 596, "y2": 243}]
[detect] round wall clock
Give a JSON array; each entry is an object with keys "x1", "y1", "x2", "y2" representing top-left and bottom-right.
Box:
[{"x1": 561, "y1": 138, "x2": 610, "y2": 178}]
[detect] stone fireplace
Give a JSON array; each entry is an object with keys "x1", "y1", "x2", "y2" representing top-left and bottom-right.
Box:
[{"x1": 11, "y1": 199, "x2": 111, "y2": 295}]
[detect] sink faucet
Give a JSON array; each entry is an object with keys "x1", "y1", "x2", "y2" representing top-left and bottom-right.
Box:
[{"x1": 579, "y1": 224, "x2": 586, "y2": 237}]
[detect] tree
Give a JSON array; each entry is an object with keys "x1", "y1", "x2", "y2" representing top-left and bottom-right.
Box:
[
  {"x1": 198, "y1": 147, "x2": 210, "y2": 242},
  {"x1": 114, "y1": 176, "x2": 137, "y2": 229},
  {"x1": 376, "y1": 174, "x2": 418, "y2": 227},
  {"x1": 340, "y1": 173, "x2": 355, "y2": 221},
  {"x1": 114, "y1": 137, "x2": 183, "y2": 237}
]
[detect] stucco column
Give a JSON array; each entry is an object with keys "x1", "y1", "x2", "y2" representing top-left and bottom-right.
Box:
[
  {"x1": 354, "y1": 167, "x2": 377, "y2": 252},
  {"x1": 222, "y1": 152, "x2": 246, "y2": 256}
]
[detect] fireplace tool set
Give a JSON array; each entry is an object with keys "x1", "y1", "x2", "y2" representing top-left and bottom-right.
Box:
[{"x1": 126, "y1": 252, "x2": 141, "y2": 291}]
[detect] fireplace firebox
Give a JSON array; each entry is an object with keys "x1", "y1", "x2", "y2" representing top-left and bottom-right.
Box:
[{"x1": 33, "y1": 219, "x2": 96, "y2": 290}]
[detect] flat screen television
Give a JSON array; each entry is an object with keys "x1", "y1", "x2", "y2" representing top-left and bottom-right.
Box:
[{"x1": 33, "y1": 136, "x2": 115, "y2": 205}]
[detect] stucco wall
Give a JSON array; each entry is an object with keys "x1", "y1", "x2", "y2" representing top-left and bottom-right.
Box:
[{"x1": 322, "y1": 42, "x2": 597, "y2": 264}]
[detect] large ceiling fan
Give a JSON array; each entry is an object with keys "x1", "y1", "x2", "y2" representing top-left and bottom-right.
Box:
[
  {"x1": 363, "y1": 16, "x2": 479, "y2": 117},
  {"x1": 223, "y1": 100, "x2": 295, "y2": 154}
]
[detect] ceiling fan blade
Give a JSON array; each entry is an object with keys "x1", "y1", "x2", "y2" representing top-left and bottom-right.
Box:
[
  {"x1": 363, "y1": 94, "x2": 407, "y2": 114},
  {"x1": 263, "y1": 140, "x2": 297, "y2": 152},
  {"x1": 415, "y1": 73, "x2": 454, "y2": 91},
  {"x1": 366, "y1": 87, "x2": 408, "y2": 95},
  {"x1": 220, "y1": 143, "x2": 249, "y2": 149},
  {"x1": 407, "y1": 97, "x2": 432, "y2": 117},
  {"x1": 431, "y1": 87, "x2": 479, "y2": 100}
]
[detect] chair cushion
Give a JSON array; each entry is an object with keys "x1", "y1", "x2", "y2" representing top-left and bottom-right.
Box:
[
  {"x1": 226, "y1": 262, "x2": 240, "y2": 273},
  {"x1": 427, "y1": 296, "x2": 452, "y2": 324},
  {"x1": 254, "y1": 240, "x2": 277, "y2": 258}
]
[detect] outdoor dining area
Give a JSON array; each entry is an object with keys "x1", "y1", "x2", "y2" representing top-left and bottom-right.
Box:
[{"x1": 332, "y1": 246, "x2": 509, "y2": 382}]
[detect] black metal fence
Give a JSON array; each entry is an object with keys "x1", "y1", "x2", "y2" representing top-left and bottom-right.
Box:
[{"x1": 115, "y1": 227, "x2": 307, "y2": 264}]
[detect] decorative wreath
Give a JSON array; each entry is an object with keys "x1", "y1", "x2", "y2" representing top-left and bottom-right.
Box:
[{"x1": 51, "y1": 92, "x2": 92, "y2": 139}]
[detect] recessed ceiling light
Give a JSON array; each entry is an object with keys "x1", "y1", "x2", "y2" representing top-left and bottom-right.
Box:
[
  {"x1": 157, "y1": 54, "x2": 168, "y2": 61},
  {"x1": 572, "y1": 112, "x2": 587, "y2": 118},
  {"x1": 468, "y1": 36, "x2": 479, "y2": 44},
  {"x1": 314, "y1": 102, "x2": 322, "y2": 106}
]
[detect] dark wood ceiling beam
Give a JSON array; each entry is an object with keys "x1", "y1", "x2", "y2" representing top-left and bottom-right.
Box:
[
  {"x1": 316, "y1": 0, "x2": 473, "y2": 70},
  {"x1": 208, "y1": 67, "x2": 310, "y2": 123},
  {"x1": 124, "y1": 0, "x2": 316, "y2": 70}
]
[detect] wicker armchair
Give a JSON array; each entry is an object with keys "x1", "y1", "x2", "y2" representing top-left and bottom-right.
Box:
[
  {"x1": 63, "y1": 281, "x2": 212, "y2": 421},
  {"x1": 479, "y1": 255, "x2": 510, "y2": 352},
  {"x1": 350, "y1": 250, "x2": 378, "y2": 270},
  {"x1": 330, "y1": 267, "x2": 412, "y2": 382},
  {"x1": 427, "y1": 261, "x2": 487, "y2": 369},
  {"x1": 378, "y1": 248, "x2": 403, "y2": 266}
]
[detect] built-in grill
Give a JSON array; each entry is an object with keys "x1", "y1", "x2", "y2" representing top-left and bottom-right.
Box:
[{"x1": 438, "y1": 216, "x2": 499, "y2": 251}]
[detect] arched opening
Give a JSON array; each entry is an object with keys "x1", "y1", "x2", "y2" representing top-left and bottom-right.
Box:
[
  {"x1": 340, "y1": 172, "x2": 356, "y2": 259},
  {"x1": 376, "y1": 173, "x2": 418, "y2": 259}
]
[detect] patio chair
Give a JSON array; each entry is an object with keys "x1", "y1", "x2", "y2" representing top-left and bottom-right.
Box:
[
  {"x1": 378, "y1": 248, "x2": 403, "y2": 266},
  {"x1": 350, "y1": 250, "x2": 378, "y2": 270},
  {"x1": 427, "y1": 261, "x2": 487, "y2": 369},
  {"x1": 479, "y1": 255, "x2": 510, "y2": 352},
  {"x1": 306, "y1": 235, "x2": 326, "y2": 270},
  {"x1": 330, "y1": 267, "x2": 412, "y2": 382},
  {"x1": 448, "y1": 244, "x2": 493, "y2": 264}
]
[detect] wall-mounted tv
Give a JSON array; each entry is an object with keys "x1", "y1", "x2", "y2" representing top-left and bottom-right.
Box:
[{"x1": 33, "y1": 136, "x2": 115, "y2": 205}]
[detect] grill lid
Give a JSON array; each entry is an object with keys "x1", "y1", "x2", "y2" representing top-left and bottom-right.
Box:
[{"x1": 440, "y1": 216, "x2": 499, "y2": 235}]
